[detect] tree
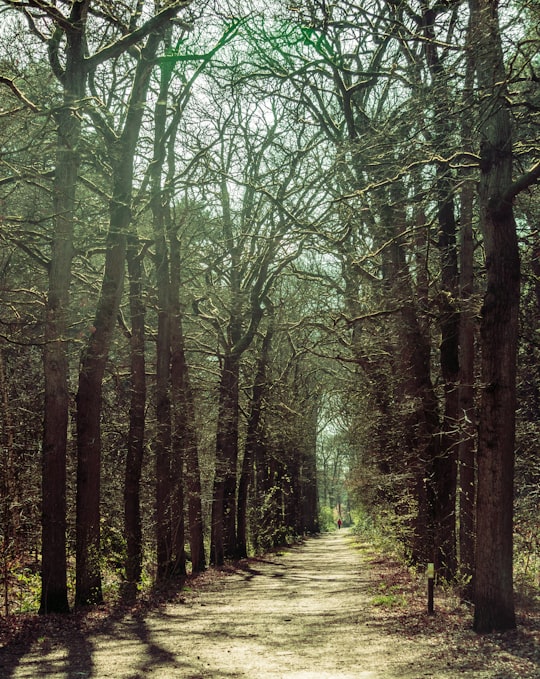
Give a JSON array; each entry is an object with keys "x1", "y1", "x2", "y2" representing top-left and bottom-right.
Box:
[
  {"x1": 456, "y1": 8, "x2": 478, "y2": 594},
  {"x1": 0, "y1": 0, "x2": 195, "y2": 612},
  {"x1": 38, "y1": 0, "x2": 91, "y2": 615},
  {"x1": 236, "y1": 303, "x2": 275, "y2": 558},
  {"x1": 244, "y1": 4, "x2": 447, "y2": 562},
  {"x1": 470, "y1": 0, "x2": 539, "y2": 632},
  {"x1": 181, "y1": 84, "x2": 320, "y2": 563},
  {"x1": 73, "y1": 2, "x2": 193, "y2": 607},
  {"x1": 419, "y1": 1, "x2": 462, "y2": 581},
  {"x1": 149, "y1": 18, "x2": 242, "y2": 579},
  {"x1": 254, "y1": 310, "x2": 323, "y2": 544},
  {"x1": 123, "y1": 233, "x2": 147, "y2": 590}
]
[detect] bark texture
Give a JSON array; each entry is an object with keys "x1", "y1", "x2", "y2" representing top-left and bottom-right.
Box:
[
  {"x1": 40, "y1": 0, "x2": 90, "y2": 615},
  {"x1": 473, "y1": 0, "x2": 518, "y2": 632}
]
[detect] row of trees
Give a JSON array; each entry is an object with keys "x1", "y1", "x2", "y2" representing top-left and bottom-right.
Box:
[
  {"x1": 0, "y1": 0, "x2": 323, "y2": 616},
  {"x1": 0, "y1": 0, "x2": 538, "y2": 633}
]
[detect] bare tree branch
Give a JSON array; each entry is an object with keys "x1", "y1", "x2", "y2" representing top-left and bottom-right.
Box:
[
  {"x1": 0, "y1": 76, "x2": 40, "y2": 113},
  {"x1": 504, "y1": 159, "x2": 540, "y2": 204}
]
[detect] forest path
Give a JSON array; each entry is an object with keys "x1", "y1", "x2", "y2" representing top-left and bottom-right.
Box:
[{"x1": 1, "y1": 530, "x2": 507, "y2": 679}]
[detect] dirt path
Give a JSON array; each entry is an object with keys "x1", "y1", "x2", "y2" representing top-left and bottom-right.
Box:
[{"x1": 1, "y1": 530, "x2": 537, "y2": 678}]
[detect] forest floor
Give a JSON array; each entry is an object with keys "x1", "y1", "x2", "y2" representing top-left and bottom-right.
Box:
[{"x1": 0, "y1": 529, "x2": 539, "y2": 678}]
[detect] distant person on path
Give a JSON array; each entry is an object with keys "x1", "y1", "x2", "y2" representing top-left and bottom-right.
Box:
[{"x1": 337, "y1": 518, "x2": 342, "y2": 529}]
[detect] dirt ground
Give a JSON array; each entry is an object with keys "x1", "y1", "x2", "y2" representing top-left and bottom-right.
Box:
[{"x1": 1, "y1": 529, "x2": 538, "y2": 678}]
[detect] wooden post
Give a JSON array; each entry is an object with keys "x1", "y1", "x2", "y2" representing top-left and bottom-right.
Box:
[{"x1": 427, "y1": 562, "x2": 435, "y2": 614}]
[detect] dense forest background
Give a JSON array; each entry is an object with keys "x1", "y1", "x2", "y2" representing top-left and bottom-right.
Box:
[{"x1": 0, "y1": 0, "x2": 538, "y2": 634}]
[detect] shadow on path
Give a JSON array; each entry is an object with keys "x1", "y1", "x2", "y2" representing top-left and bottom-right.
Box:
[{"x1": 3, "y1": 530, "x2": 535, "y2": 678}]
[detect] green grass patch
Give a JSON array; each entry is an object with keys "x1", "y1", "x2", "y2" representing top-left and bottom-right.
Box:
[
  {"x1": 370, "y1": 582, "x2": 407, "y2": 608},
  {"x1": 370, "y1": 592, "x2": 406, "y2": 607}
]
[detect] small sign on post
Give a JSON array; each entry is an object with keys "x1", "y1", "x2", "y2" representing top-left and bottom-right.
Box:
[{"x1": 427, "y1": 562, "x2": 435, "y2": 614}]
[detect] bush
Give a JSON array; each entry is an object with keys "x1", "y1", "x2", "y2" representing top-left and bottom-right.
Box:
[{"x1": 318, "y1": 506, "x2": 337, "y2": 532}]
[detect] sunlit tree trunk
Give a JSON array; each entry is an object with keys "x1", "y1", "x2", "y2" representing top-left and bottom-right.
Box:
[
  {"x1": 152, "y1": 59, "x2": 174, "y2": 582},
  {"x1": 169, "y1": 221, "x2": 205, "y2": 574},
  {"x1": 76, "y1": 30, "x2": 165, "y2": 606},
  {"x1": 124, "y1": 236, "x2": 147, "y2": 591},
  {"x1": 40, "y1": 0, "x2": 91, "y2": 615},
  {"x1": 237, "y1": 313, "x2": 274, "y2": 559}
]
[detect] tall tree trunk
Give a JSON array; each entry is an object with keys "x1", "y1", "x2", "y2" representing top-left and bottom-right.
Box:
[
  {"x1": 301, "y1": 396, "x2": 319, "y2": 535},
  {"x1": 170, "y1": 313, "x2": 199, "y2": 574},
  {"x1": 154, "y1": 252, "x2": 173, "y2": 580},
  {"x1": 170, "y1": 399, "x2": 186, "y2": 578},
  {"x1": 75, "y1": 180, "x2": 127, "y2": 606},
  {"x1": 237, "y1": 314, "x2": 274, "y2": 559},
  {"x1": 168, "y1": 227, "x2": 186, "y2": 578},
  {"x1": 169, "y1": 226, "x2": 206, "y2": 572},
  {"x1": 458, "y1": 178, "x2": 476, "y2": 597},
  {"x1": 422, "y1": 7, "x2": 460, "y2": 580},
  {"x1": 457, "y1": 18, "x2": 477, "y2": 598},
  {"x1": 151, "y1": 56, "x2": 176, "y2": 581},
  {"x1": 385, "y1": 196, "x2": 440, "y2": 565},
  {"x1": 472, "y1": 0, "x2": 518, "y2": 632},
  {"x1": 434, "y1": 173, "x2": 460, "y2": 580},
  {"x1": 211, "y1": 353, "x2": 240, "y2": 565},
  {"x1": 124, "y1": 236, "x2": 147, "y2": 591},
  {"x1": 75, "y1": 31, "x2": 163, "y2": 606},
  {"x1": 155, "y1": 306, "x2": 173, "y2": 580},
  {"x1": 40, "y1": 1, "x2": 90, "y2": 614}
]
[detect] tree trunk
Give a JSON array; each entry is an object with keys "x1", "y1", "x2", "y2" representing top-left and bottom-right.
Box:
[
  {"x1": 422, "y1": 8, "x2": 460, "y2": 580},
  {"x1": 169, "y1": 273, "x2": 187, "y2": 578},
  {"x1": 124, "y1": 237, "x2": 146, "y2": 590},
  {"x1": 457, "y1": 21, "x2": 477, "y2": 598},
  {"x1": 236, "y1": 439, "x2": 255, "y2": 560},
  {"x1": 386, "y1": 205, "x2": 440, "y2": 565},
  {"x1": 457, "y1": 178, "x2": 476, "y2": 597},
  {"x1": 237, "y1": 316, "x2": 274, "y2": 558},
  {"x1": 301, "y1": 398, "x2": 319, "y2": 535},
  {"x1": 472, "y1": 0, "x2": 518, "y2": 633},
  {"x1": 395, "y1": 296, "x2": 440, "y2": 565},
  {"x1": 434, "y1": 174, "x2": 460, "y2": 580},
  {"x1": 154, "y1": 268, "x2": 173, "y2": 580},
  {"x1": 40, "y1": 1, "x2": 90, "y2": 614},
  {"x1": 170, "y1": 403, "x2": 186, "y2": 578},
  {"x1": 75, "y1": 202, "x2": 126, "y2": 606},
  {"x1": 170, "y1": 313, "x2": 202, "y2": 573},
  {"x1": 151, "y1": 55, "x2": 176, "y2": 581},
  {"x1": 76, "y1": 130, "x2": 138, "y2": 605},
  {"x1": 211, "y1": 353, "x2": 240, "y2": 565},
  {"x1": 76, "y1": 31, "x2": 163, "y2": 606},
  {"x1": 169, "y1": 225, "x2": 206, "y2": 573}
]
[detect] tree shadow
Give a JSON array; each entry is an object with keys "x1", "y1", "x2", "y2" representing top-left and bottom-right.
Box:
[
  {"x1": 0, "y1": 578, "x2": 188, "y2": 679},
  {"x1": 0, "y1": 613, "x2": 94, "y2": 679}
]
